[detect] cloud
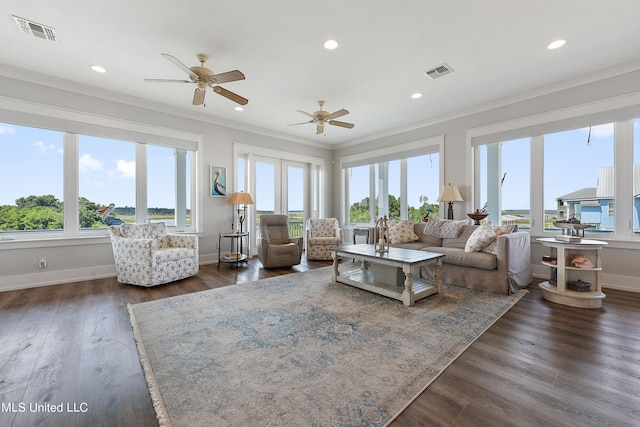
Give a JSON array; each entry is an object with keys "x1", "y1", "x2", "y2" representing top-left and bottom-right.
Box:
[
  {"x1": 33, "y1": 141, "x2": 56, "y2": 154},
  {"x1": 582, "y1": 123, "x2": 614, "y2": 139},
  {"x1": 0, "y1": 124, "x2": 16, "y2": 135},
  {"x1": 79, "y1": 153, "x2": 103, "y2": 172},
  {"x1": 115, "y1": 159, "x2": 136, "y2": 178}
]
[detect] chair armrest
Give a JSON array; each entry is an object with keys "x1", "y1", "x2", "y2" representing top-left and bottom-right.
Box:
[
  {"x1": 165, "y1": 234, "x2": 198, "y2": 250},
  {"x1": 290, "y1": 237, "x2": 304, "y2": 251},
  {"x1": 496, "y1": 232, "x2": 530, "y2": 274}
]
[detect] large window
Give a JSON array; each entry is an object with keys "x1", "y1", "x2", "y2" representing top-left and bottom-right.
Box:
[
  {"x1": 0, "y1": 122, "x2": 197, "y2": 238},
  {"x1": 474, "y1": 119, "x2": 638, "y2": 239},
  {"x1": 478, "y1": 138, "x2": 532, "y2": 229},
  {"x1": 343, "y1": 139, "x2": 442, "y2": 224},
  {"x1": 0, "y1": 124, "x2": 64, "y2": 234}
]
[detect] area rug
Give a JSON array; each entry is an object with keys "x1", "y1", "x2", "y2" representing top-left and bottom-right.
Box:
[{"x1": 128, "y1": 266, "x2": 525, "y2": 427}]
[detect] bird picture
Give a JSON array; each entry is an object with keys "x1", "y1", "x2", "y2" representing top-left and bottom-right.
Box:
[
  {"x1": 98, "y1": 203, "x2": 124, "y2": 226},
  {"x1": 211, "y1": 167, "x2": 226, "y2": 197}
]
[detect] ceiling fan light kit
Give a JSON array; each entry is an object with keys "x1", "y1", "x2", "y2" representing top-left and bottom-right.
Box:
[{"x1": 145, "y1": 53, "x2": 248, "y2": 106}]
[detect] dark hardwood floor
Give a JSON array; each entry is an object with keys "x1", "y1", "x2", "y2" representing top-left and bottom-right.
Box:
[{"x1": 1, "y1": 257, "x2": 639, "y2": 427}]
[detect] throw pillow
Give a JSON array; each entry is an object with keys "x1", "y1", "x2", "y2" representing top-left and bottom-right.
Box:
[
  {"x1": 423, "y1": 219, "x2": 468, "y2": 239},
  {"x1": 483, "y1": 224, "x2": 516, "y2": 254},
  {"x1": 465, "y1": 223, "x2": 496, "y2": 252},
  {"x1": 388, "y1": 219, "x2": 419, "y2": 244}
]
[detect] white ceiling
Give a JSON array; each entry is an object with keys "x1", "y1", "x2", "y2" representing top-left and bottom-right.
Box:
[{"x1": 3, "y1": 1, "x2": 640, "y2": 148}]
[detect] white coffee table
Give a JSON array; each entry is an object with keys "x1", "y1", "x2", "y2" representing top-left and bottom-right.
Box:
[{"x1": 331, "y1": 244, "x2": 444, "y2": 306}]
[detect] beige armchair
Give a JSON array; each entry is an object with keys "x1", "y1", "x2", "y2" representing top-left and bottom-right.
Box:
[
  {"x1": 305, "y1": 218, "x2": 343, "y2": 260},
  {"x1": 257, "y1": 214, "x2": 303, "y2": 268},
  {"x1": 109, "y1": 222, "x2": 198, "y2": 287}
]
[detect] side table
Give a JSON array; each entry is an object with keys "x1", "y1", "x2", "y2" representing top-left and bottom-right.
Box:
[
  {"x1": 218, "y1": 232, "x2": 249, "y2": 268},
  {"x1": 352, "y1": 227, "x2": 371, "y2": 244}
]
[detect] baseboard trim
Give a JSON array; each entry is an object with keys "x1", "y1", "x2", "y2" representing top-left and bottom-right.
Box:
[{"x1": 1, "y1": 265, "x2": 117, "y2": 292}]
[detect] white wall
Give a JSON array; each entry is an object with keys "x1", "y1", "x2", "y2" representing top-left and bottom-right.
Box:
[
  {"x1": 0, "y1": 75, "x2": 334, "y2": 291},
  {"x1": 2, "y1": 68, "x2": 640, "y2": 293}
]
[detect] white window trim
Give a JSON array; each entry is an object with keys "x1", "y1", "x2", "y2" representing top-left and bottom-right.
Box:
[
  {"x1": 0, "y1": 96, "x2": 204, "y2": 248},
  {"x1": 339, "y1": 135, "x2": 444, "y2": 224},
  {"x1": 466, "y1": 93, "x2": 640, "y2": 248}
]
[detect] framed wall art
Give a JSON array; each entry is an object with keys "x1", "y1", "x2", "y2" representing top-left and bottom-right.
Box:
[{"x1": 210, "y1": 165, "x2": 227, "y2": 197}]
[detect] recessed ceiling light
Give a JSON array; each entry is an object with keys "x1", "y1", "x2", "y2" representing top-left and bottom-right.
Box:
[
  {"x1": 547, "y1": 39, "x2": 567, "y2": 50},
  {"x1": 234, "y1": 106, "x2": 244, "y2": 112},
  {"x1": 411, "y1": 93, "x2": 423, "y2": 99},
  {"x1": 324, "y1": 39, "x2": 338, "y2": 50},
  {"x1": 91, "y1": 65, "x2": 106, "y2": 73}
]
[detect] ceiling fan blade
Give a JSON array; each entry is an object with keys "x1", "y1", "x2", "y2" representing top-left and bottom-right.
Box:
[
  {"x1": 144, "y1": 78, "x2": 193, "y2": 83},
  {"x1": 316, "y1": 122, "x2": 325, "y2": 135},
  {"x1": 287, "y1": 120, "x2": 314, "y2": 126},
  {"x1": 193, "y1": 88, "x2": 206, "y2": 105},
  {"x1": 209, "y1": 70, "x2": 245, "y2": 84},
  {"x1": 296, "y1": 110, "x2": 315, "y2": 119},
  {"x1": 212, "y1": 86, "x2": 248, "y2": 105},
  {"x1": 161, "y1": 53, "x2": 197, "y2": 80},
  {"x1": 325, "y1": 109, "x2": 349, "y2": 121},
  {"x1": 328, "y1": 120, "x2": 355, "y2": 129}
]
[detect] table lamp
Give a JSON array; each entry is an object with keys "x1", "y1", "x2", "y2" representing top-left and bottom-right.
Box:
[
  {"x1": 437, "y1": 184, "x2": 463, "y2": 220},
  {"x1": 229, "y1": 191, "x2": 254, "y2": 233}
]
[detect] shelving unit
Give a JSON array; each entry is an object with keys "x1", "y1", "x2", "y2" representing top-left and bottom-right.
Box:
[
  {"x1": 218, "y1": 232, "x2": 249, "y2": 268},
  {"x1": 537, "y1": 237, "x2": 607, "y2": 308}
]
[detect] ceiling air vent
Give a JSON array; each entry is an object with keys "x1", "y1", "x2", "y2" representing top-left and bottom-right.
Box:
[
  {"x1": 12, "y1": 16, "x2": 57, "y2": 42},
  {"x1": 424, "y1": 63, "x2": 453, "y2": 79}
]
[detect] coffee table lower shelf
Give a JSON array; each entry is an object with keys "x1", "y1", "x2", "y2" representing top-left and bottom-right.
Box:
[{"x1": 336, "y1": 268, "x2": 438, "y2": 303}]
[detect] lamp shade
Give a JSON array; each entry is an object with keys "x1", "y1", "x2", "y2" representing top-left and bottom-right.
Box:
[
  {"x1": 229, "y1": 191, "x2": 254, "y2": 205},
  {"x1": 437, "y1": 184, "x2": 463, "y2": 202}
]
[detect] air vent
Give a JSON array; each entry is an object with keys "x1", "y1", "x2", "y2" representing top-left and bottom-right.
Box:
[
  {"x1": 424, "y1": 63, "x2": 453, "y2": 79},
  {"x1": 12, "y1": 16, "x2": 57, "y2": 42}
]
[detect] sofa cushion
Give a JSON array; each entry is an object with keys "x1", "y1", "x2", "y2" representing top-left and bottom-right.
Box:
[
  {"x1": 424, "y1": 247, "x2": 497, "y2": 270},
  {"x1": 483, "y1": 224, "x2": 517, "y2": 254},
  {"x1": 442, "y1": 225, "x2": 477, "y2": 249},
  {"x1": 388, "y1": 219, "x2": 419, "y2": 244},
  {"x1": 423, "y1": 219, "x2": 468, "y2": 238},
  {"x1": 465, "y1": 223, "x2": 496, "y2": 252}
]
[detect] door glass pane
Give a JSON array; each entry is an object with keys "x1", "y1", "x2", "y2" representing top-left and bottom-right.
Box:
[
  {"x1": 255, "y1": 161, "x2": 275, "y2": 238},
  {"x1": 78, "y1": 135, "x2": 136, "y2": 229},
  {"x1": 407, "y1": 154, "x2": 440, "y2": 222},
  {"x1": 544, "y1": 124, "x2": 614, "y2": 233},
  {"x1": 287, "y1": 165, "x2": 304, "y2": 238},
  {"x1": 0, "y1": 123, "x2": 64, "y2": 235}
]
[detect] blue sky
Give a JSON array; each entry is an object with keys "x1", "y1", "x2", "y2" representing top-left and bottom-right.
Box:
[
  {"x1": 0, "y1": 122, "x2": 179, "y2": 208},
  {"x1": 2, "y1": 120, "x2": 639, "y2": 212}
]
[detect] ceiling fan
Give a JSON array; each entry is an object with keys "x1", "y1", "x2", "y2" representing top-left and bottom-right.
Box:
[
  {"x1": 145, "y1": 53, "x2": 248, "y2": 106},
  {"x1": 289, "y1": 101, "x2": 354, "y2": 135}
]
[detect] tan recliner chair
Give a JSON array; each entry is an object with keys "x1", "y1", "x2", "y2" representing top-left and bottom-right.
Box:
[{"x1": 257, "y1": 214, "x2": 303, "y2": 268}]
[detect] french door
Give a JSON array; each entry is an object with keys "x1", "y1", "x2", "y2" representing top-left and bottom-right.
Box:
[{"x1": 251, "y1": 156, "x2": 309, "y2": 249}]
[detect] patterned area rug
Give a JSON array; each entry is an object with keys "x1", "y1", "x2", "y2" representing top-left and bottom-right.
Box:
[{"x1": 129, "y1": 266, "x2": 525, "y2": 427}]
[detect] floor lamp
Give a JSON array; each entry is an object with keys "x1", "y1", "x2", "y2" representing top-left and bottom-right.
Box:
[{"x1": 437, "y1": 184, "x2": 463, "y2": 220}]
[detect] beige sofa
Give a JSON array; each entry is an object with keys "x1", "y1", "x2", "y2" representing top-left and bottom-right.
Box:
[{"x1": 388, "y1": 221, "x2": 532, "y2": 294}]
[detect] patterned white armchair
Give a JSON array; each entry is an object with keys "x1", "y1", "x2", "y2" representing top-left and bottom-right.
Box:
[
  {"x1": 305, "y1": 218, "x2": 343, "y2": 260},
  {"x1": 109, "y1": 222, "x2": 199, "y2": 287}
]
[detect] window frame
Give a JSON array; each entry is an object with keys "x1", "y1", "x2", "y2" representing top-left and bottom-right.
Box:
[
  {"x1": 340, "y1": 136, "x2": 444, "y2": 224},
  {"x1": 0, "y1": 98, "x2": 203, "y2": 245},
  {"x1": 467, "y1": 93, "x2": 640, "y2": 244}
]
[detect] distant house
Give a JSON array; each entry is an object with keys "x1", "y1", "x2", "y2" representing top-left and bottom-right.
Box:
[{"x1": 557, "y1": 165, "x2": 640, "y2": 231}]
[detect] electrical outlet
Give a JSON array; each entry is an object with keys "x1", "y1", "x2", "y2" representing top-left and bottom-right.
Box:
[{"x1": 39, "y1": 257, "x2": 47, "y2": 268}]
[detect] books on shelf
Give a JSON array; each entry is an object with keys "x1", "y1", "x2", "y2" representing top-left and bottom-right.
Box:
[{"x1": 554, "y1": 234, "x2": 581, "y2": 243}]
